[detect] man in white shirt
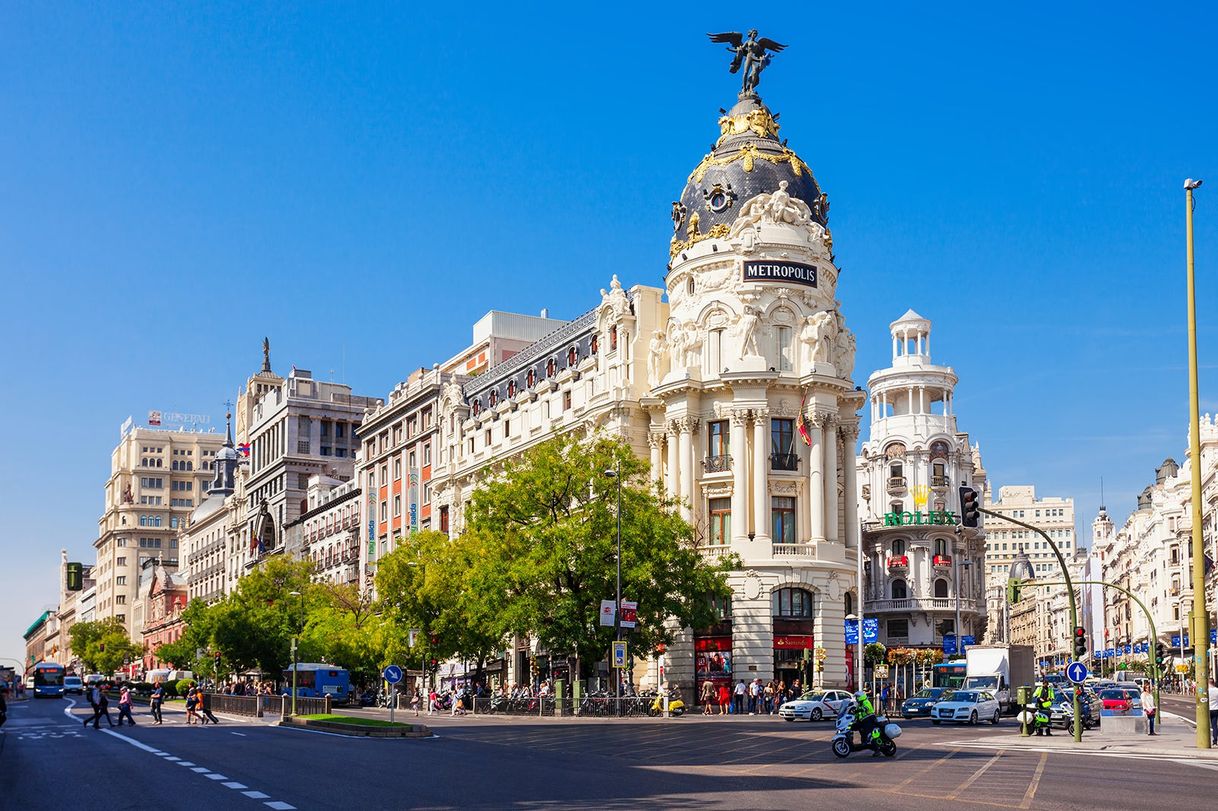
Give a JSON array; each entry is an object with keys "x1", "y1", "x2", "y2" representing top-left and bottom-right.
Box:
[{"x1": 1141, "y1": 685, "x2": 1156, "y2": 735}]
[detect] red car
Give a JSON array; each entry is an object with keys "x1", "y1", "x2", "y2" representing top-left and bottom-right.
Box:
[{"x1": 1098, "y1": 688, "x2": 1132, "y2": 711}]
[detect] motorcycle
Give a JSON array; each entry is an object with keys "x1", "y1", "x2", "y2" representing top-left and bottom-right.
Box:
[
  {"x1": 648, "y1": 688, "x2": 686, "y2": 717},
  {"x1": 830, "y1": 708, "x2": 900, "y2": 758}
]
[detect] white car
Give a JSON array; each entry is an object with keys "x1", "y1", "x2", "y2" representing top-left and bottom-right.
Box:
[
  {"x1": 930, "y1": 689, "x2": 1002, "y2": 725},
  {"x1": 778, "y1": 689, "x2": 854, "y2": 722}
]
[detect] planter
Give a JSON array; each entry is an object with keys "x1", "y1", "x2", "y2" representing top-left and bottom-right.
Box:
[{"x1": 279, "y1": 715, "x2": 433, "y2": 738}]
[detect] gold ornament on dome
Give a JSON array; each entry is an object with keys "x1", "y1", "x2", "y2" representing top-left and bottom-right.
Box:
[
  {"x1": 669, "y1": 223, "x2": 731, "y2": 259},
  {"x1": 688, "y1": 145, "x2": 814, "y2": 184},
  {"x1": 717, "y1": 107, "x2": 780, "y2": 143}
]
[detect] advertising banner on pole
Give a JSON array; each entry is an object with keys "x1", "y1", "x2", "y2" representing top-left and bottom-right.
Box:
[
  {"x1": 599, "y1": 600, "x2": 616, "y2": 627},
  {"x1": 619, "y1": 600, "x2": 638, "y2": 629}
]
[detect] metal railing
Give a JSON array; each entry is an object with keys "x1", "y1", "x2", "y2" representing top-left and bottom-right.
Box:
[
  {"x1": 281, "y1": 694, "x2": 331, "y2": 717},
  {"x1": 770, "y1": 452, "x2": 800, "y2": 471},
  {"x1": 772, "y1": 543, "x2": 816, "y2": 557},
  {"x1": 702, "y1": 455, "x2": 732, "y2": 474},
  {"x1": 468, "y1": 694, "x2": 654, "y2": 718},
  {"x1": 206, "y1": 693, "x2": 264, "y2": 718}
]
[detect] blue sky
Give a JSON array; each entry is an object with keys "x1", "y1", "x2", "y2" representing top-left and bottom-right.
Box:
[{"x1": 2, "y1": 3, "x2": 1215, "y2": 664}]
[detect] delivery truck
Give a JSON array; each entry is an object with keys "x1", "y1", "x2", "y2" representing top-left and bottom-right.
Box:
[{"x1": 963, "y1": 644, "x2": 1035, "y2": 714}]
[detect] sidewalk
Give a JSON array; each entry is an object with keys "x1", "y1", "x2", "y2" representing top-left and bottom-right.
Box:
[{"x1": 947, "y1": 712, "x2": 1218, "y2": 760}]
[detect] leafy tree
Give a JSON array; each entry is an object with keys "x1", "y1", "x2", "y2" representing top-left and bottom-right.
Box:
[
  {"x1": 376, "y1": 530, "x2": 464, "y2": 668},
  {"x1": 154, "y1": 599, "x2": 217, "y2": 672},
  {"x1": 69, "y1": 618, "x2": 142, "y2": 674},
  {"x1": 213, "y1": 555, "x2": 317, "y2": 675},
  {"x1": 302, "y1": 582, "x2": 403, "y2": 685},
  {"x1": 462, "y1": 434, "x2": 732, "y2": 672}
]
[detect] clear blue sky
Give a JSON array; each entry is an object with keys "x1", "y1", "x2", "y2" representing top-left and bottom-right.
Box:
[{"x1": 3, "y1": 3, "x2": 1215, "y2": 664}]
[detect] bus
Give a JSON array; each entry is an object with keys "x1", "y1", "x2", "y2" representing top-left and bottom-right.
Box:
[
  {"x1": 32, "y1": 662, "x2": 66, "y2": 698},
  {"x1": 283, "y1": 663, "x2": 351, "y2": 703},
  {"x1": 932, "y1": 661, "x2": 968, "y2": 690}
]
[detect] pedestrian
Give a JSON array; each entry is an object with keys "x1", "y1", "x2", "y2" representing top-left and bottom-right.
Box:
[
  {"x1": 700, "y1": 680, "x2": 715, "y2": 715},
  {"x1": 116, "y1": 685, "x2": 136, "y2": 726},
  {"x1": 150, "y1": 683, "x2": 164, "y2": 725},
  {"x1": 83, "y1": 684, "x2": 114, "y2": 730},
  {"x1": 881, "y1": 683, "x2": 891, "y2": 714},
  {"x1": 199, "y1": 690, "x2": 220, "y2": 724},
  {"x1": 1209, "y1": 679, "x2": 1218, "y2": 746},
  {"x1": 185, "y1": 687, "x2": 200, "y2": 725},
  {"x1": 1141, "y1": 685, "x2": 1156, "y2": 735},
  {"x1": 764, "y1": 680, "x2": 775, "y2": 715},
  {"x1": 748, "y1": 679, "x2": 760, "y2": 715},
  {"x1": 717, "y1": 683, "x2": 729, "y2": 716},
  {"x1": 733, "y1": 679, "x2": 746, "y2": 715}
]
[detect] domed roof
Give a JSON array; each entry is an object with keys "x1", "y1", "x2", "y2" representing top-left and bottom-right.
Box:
[{"x1": 670, "y1": 94, "x2": 826, "y2": 260}]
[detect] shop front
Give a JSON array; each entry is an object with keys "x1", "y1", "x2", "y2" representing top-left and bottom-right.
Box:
[{"x1": 694, "y1": 634, "x2": 733, "y2": 707}]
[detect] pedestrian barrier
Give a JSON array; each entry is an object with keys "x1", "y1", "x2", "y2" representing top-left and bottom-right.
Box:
[
  {"x1": 280, "y1": 694, "x2": 331, "y2": 717},
  {"x1": 207, "y1": 693, "x2": 264, "y2": 718},
  {"x1": 469, "y1": 695, "x2": 652, "y2": 718}
]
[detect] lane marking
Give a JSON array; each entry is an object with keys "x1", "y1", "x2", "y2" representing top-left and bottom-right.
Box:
[
  {"x1": 265, "y1": 802, "x2": 296, "y2": 810},
  {"x1": 191, "y1": 766, "x2": 211, "y2": 773},
  {"x1": 223, "y1": 782, "x2": 249, "y2": 789},
  {"x1": 947, "y1": 750, "x2": 1003, "y2": 800},
  {"x1": 244, "y1": 791, "x2": 271, "y2": 799},
  {"x1": 205, "y1": 773, "x2": 229, "y2": 780},
  {"x1": 177, "y1": 761, "x2": 197, "y2": 767},
  {"x1": 231, "y1": 732, "x2": 247, "y2": 736},
  {"x1": 1019, "y1": 751, "x2": 1048, "y2": 809}
]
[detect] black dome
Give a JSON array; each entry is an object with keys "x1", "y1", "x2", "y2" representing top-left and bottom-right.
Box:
[{"x1": 670, "y1": 94, "x2": 826, "y2": 260}]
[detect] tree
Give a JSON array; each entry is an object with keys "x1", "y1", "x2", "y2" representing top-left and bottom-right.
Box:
[
  {"x1": 462, "y1": 434, "x2": 732, "y2": 672},
  {"x1": 69, "y1": 618, "x2": 127, "y2": 671},
  {"x1": 302, "y1": 582, "x2": 402, "y2": 686},
  {"x1": 213, "y1": 555, "x2": 317, "y2": 675},
  {"x1": 375, "y1": 530, "x2": 466, "y2": 670}
]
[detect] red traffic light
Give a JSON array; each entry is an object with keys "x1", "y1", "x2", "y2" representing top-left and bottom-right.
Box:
[{"x1": 1074, "y1": 626, "x2": 1086, "y2": 638}]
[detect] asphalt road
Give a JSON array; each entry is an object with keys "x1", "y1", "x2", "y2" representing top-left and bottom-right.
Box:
[{"x1": 2, "y1": 696, "x2": 1214, "y2": 810}]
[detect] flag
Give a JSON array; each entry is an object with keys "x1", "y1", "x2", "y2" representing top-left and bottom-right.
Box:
[
  {"x1": 237, "y1": 443, "x2": 250, "y2": 457},
  {"x1": 796, "y1": 389, "x2": 811, "y2": 446}
]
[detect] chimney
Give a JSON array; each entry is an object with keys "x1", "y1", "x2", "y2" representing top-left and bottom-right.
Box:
[{"x1": 540, "y1": 308, "x2": 549, "y2": 319}]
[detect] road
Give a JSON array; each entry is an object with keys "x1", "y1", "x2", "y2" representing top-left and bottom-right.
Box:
[{"x1": 2, "y1": 696, "x2": 1214, "y2": 810}]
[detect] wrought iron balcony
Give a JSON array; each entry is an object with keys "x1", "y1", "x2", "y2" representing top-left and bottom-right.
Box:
[
  {"x1": 932, "y1": 476, "x2": 949, "y2": 487},
  {"x1": 770, "y1": 452, "x2": 800, "y2": 471},
  {"x1": 702, "y1": 455, "x2": 732, "y2": 474}
]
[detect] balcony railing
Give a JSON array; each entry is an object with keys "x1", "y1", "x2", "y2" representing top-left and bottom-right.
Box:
[
  {"x1": 770, "y1": 452, "x2": 800, "y2": 471},
  {"x1": 887, "y1": 476, "x2": 907, "y2": 492},
  {"x1": 868, "y1": 597, "x2": 984, "y2": 613},
  {"x1": 773, "y1": 543, "x2": 816, "y2": 558},
  {"x1": 933, "y1": 554, "x2": 953, "y2": 567},
  {"x1": 696, "y1": 545, "x2": 734, "y2": 561},
  {"x1": 702, "y1": 455, "x2": 732, "y2": 474},
  {"x1": 932, "y1": 476, "x2": 948, "y2": 487}
]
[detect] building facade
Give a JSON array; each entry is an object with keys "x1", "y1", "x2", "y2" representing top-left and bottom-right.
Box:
[
  {"x1": 286, "y1": 474, "x2": 362, "y2": 585},
  {"x1": 858, "y1": 310, "x2": 988, "y2": 652},
  {"x1": 94, "y1": 421, "x2": 224, "y2": 639},
  {"x1": 430, "y1": 77, "x2": 862, "y2": 694},
  {"x1": 136, "y1": 561, "x2": 188, "y2": 672},
  {"x1": 183, "y1": 412, "x2": 242, "y2": 604}
]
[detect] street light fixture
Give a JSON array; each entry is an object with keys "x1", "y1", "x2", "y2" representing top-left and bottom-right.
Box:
[
  {"x1": 288, "y1": 590, "x2": 304, "y2": 717},
  {"x1": 603, "y1": 462, "x2": 623, "y2": 706}
]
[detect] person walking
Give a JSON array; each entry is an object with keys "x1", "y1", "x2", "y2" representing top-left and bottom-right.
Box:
[
  {"x1": 717, "y1": 683, "x2": 729, "y2": 716},
  {"x1": 733, "y1": 679, "x2": 746, "y2": 715},
  {"x1": 199, "y1": 689, "x2": 220, "y2": 725},
  {"x1": 1141, "y1": 685, "x2": 1156, "y2": 735},
  {"x1": 700, "y1": 680, "x2": 715, "y2": 715},
  {"x1": 116, "y1": 685, "x2": 136, "y2": 727},
  {"x1": 150, "y1": 683, "x2": 164, "y2": 725},
  {"x1": 84, "y1": 684, "x2": 114, "y2": 730},
  {"x1": 185, "y1": 687, "x2": 200, "y2": 725},
  {"x1": 1208, "y1": 679, "x2": 1218, "y2": 746}
]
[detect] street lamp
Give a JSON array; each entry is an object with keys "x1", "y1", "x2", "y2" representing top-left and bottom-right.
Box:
[
  {"x1": 288, "y1": 590, "x2": 304, "y2": 717},
  {"x1": 603, "y1": 462, "x2": 623, "y2": 705},
  {"x1": 1184, "y1": 176, "x2": 1211, "y2": 748}
]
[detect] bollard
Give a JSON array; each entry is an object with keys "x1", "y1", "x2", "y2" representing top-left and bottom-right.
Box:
[
  {"x1": 1017, "y1": 686, "x2": 1029, "y2": 736},
  {"x1": 324, "y1": 695, "x2": 332, "y2": 715},
  {"x1": 573, "y1": 681, "x2": 581, "y2": 717},
  {"x1": 555, "y1": 679, "x2": 565, "y2": 717}
]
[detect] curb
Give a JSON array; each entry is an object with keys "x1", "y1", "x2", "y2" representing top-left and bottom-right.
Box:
[{"x1": 278, "y1": 717, "x2": 433, "y2": 738}]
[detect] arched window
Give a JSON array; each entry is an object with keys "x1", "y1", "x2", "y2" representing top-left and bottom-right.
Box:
[
  {"x1": 772, "y1": 587, "x2": 814, "y2": 618},
  {"x1": 472, "y1": 400, "x2": 481, "y2": 416},
  {"x1": 934, "y1": 538, "x2": 949, "y2": 557},
  {"x1": 507, "y1": 381, "x2": 516, "y2": 398},
  {"x1": 590, "y1": 334, "x2": 599, "y2": 355},
  {"x1": 568, "y1": 347, "x2": 578, "y2": 367},
  {"x1": 891, "y1": 579, "x2": 908, "y2": 599},
  {"x1": 489, "y1": 390, "x2": 498, "y2": 406},
  {"x1": 892, "y1": 539, "x2": 905, "y2": 556},
  {"x1": 547, "y1": 358, "x2": 556, "y2": 377},
  {"x1": 889, "y1": 462, "x2": 904, "y2": 482},
  {"x1": 609, "y1": 327, "x2": 617, "y2": 352},
  {"x1": 527, "y1": 369, "x2": 536, "y2": 388},
  {"x1": 934, "y1": 579, "x2": 950, "y2": 598},
  {"x1": 687, "y1": 277, "x2": 695, "y2": 296}
]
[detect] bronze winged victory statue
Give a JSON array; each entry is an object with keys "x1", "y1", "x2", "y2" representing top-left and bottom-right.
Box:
[{"x1": 707, "y1": 29, "x2": 787, "y2": 97}]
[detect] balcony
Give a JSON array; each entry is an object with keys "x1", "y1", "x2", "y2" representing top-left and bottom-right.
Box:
[
  {"x1": 773, "y1": 543, "x2": 816, "y2": 558},
  {"x1": 931, "y1": 476, "x2": 948, "y2": 488},
  {"x1": 770, "y1": 452, "x2": 800, "y2": 472},
  {"x1": 697, "y1": 544, "x2": 734, "y2": 561},
  {"x1": 933, "y1": 554, "x2": 953, "y2": 568},
  {"x1": 887, "y1": 476, "x2": 907, "y2": 493},
  {"x1": 868, "y1": 597, "x2": 985, "y2": 614},
  {"x1": 887, "y1": 555, "x2": 909, "y2": 570},
  {"x1": 702, "y1": 455, "x2": 732, "y2": 474}
]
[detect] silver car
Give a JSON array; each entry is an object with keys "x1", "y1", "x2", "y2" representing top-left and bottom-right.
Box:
[{"x1": 778, "y1": 689, "x2": 854, "y2": 722}]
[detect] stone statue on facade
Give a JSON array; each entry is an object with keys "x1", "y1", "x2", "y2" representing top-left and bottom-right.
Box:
[
  {"x1": 647, "y1": 330, "x2": 667, "y2": 387},
  {"x1": 681, "y1": 321, "x2": 704, "y2": 368},
  {"x1": 728, "y1": 181, "x2": 813, "y2": 238},
  {"x1": 442, "y1": 380, "x2": 463, "y2": 407},
  {"x1": 834, "y1": 313, "x2": 856, "y2": 379},
  {"x1": 707, "y1": 29, "x2": 787, "y2": 97},
  {"x1": 600, "y1": 274, "x2": 630, "y2": 321},
  {"x1": 736, "y1": 305, "x2": 762, "y2": 359},
  {"x1": 802, "y1": 310, "x2": 837, "y2": 366}
]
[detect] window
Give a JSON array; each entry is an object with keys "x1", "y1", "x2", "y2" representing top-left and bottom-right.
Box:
[
  {"x1": 887, "y1": 618, "x2": 909, "y2": 638},
  {"x1": 504, "y1": 420, "x2": 511, "y2": 438},
  {"x1": 423, "y1": 482, "x2": 430, "y2": 504},
  {"x1": 892, "y1": 538, "x2": 905, "y2": 556},
  {"x1": 707, "y1": 420, "x2": 729, "y2": 457},
  {"x1": 527, "y1": 369, "x2": 536, "y2": 388},
  {"x1": 609, "y1": 327, "x2": 617, "y2": 352},
  {"x1": 116, "y1": 576, "x2": 127, "y2": 586},
  {"x1": 423, "y1": 443, "x2": 432, "y2": 466},
  {"x1": 567, "y1": 347, "x2": 577, "y2": 367},
  {"x1": 409, "y1": 451, "x2": 416, "y2": 469},
  {"x1": 772, "y1": 588, "x2": 813, "y2": 618},
  {"x1": 547, "y1": 358, "x2": 556, "y2": 377},
  {"x1": 708, "y1": 498, "x2": 731, "y2": 545},
  {"x1": 393, "y1": 496, "x2": 401, "y2": 517},
  {"x1": 891, "y1": 579, "x2": 908, "y2": 599},
  {"x1": 889, "y1": 462, "x2": 903, "y2": 482},
  {"x1": 335, "y1": 423, "x2": 345, "y2": 439},
  {"x1": 934, "y1": 579, "x2": 950, "y2": 598},
  {"x1": 932, "y1": 461, "x2": 947, "y2": 486},
  {"x1": 934, "y1": 538, "x2": 949, "y2": 557},
  {"x1": 117, "y1": 557, "x2": 127, "y2": 566},
  {"x1": 394, "y1": 458, "x2": 402, "y2": 480},
  {"x1": 484, "y1": 430, "x2": 492, "y2": 447},
  {"x1": 770, "y1": 419, "x2": 794, "y2": 455},
  {"x1": 439, "y1": 506, "x2": 450, "y2": 534},
  {"x1": 379, "y1": 501, "x2": 388, "y2": 522},
  {"x1": 140, "y1": 477, "x2": 163, "y2": 489},
  {"x1": 563, "y1": 390, "x2": 572, "y2": 411},
  {"x1": 771, "y1": 496, "x2": 796, "y2": 543},
  {"x1": 776, "y1": 325, "x2": 793, "y2": 371}
]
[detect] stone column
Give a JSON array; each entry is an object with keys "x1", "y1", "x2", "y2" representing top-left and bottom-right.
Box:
[
  {"x1": 798, "y1": 421, "x2": 812, "y2": 542},
  {"x1": 841, "y1": 423, "x2": 859, "y2": 550},
  {"x1": 823, "y1": 415, "x2": 839, "y2": 543},
  {"x1": 682, "y1": 417, "x2": 700, "y2": 524},
  {"x1": 730, "y1": 409, "x2": 749, "y2": 545},
  {"x1": 807, "y1": 411, "x2": 825, "y2": 542},
  {"x1": 752, "y1": 408, "x2": 770, "y2": 543},
  {"x1": 647, "y1": 432, "x2": 664, "y2": 484},
  {"x1": 677, "y1": 418, "x2": 694, "y2": 522},
  {"x1": 666, "y1": 421, "x2": 679, "y2": 501}
]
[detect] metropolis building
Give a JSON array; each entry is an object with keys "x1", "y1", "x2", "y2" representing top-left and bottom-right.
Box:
[{"x1": 430, "y1": 59, "x2": 863, "y2": 694}]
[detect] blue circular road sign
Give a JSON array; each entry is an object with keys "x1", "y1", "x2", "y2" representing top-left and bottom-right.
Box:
[
  {"x1": 1066, "y1": 661, "x2": 1089, "y2": 684},
  {"x1": 382, "y1": 664, "x2": 404, "y2": 684}
]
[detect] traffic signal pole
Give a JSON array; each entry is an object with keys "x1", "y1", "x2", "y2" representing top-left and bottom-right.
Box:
[{"x1": 981, "y1": 507, "x2": 1082, "y2": 743}]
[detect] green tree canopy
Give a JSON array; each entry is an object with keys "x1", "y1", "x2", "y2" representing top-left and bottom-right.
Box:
[{"x1": 69, "y1": 618, "x2": 143, "y2": 675}]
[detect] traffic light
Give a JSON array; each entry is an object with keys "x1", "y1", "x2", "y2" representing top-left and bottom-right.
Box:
[
  {"x1": 1073, "y1": 626, "x2": 1087, "y2": 660},
  {"x1": 66, "y1": 562, "x2": 83, "y2": 591},
  {"x1": 1155, "y1": 642, "x2": 1166, "y2": 668},
  {"x1": 959, "y1": 486, "x2": 981, "y2": 528},
  {"x1": 214, "y1": 652, "x2": 221, "y2": 670},
  {"x1": 1006, "y1": 578, "x2": 1023, "y2": 605}
]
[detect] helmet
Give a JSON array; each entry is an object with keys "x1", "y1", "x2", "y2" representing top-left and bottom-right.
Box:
[{"x1": 854, "y1": 690, "x2": 867, "y2": 701}]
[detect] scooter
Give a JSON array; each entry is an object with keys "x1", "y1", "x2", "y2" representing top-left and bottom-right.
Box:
[
  {"x1": 830, "y1": 709, "x2": 900, "y2": 758},
  {"x1": 648, "y1": 688, "x2": 686, "y2": 717}
]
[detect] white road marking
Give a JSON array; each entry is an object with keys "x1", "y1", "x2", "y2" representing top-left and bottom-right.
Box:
[
  {"x1": 244, "y1": 791, "x2": 271, "y2": 799},
  {"x1": 177, "y1": 761, "x2": 197, "y2": 766},
  {"x1": 206, "y1": 773, "x2": 229, "y2": 780},
  {"x1": 264, "y1": 802, "x2": 296, "y2": 810},
  {"x1": 223, "y1": 782, "x2": 249, "y2": 789},
  {"x1": 162, "y1": 756, "x2": 180, "y2": 761},
  {"x1": 191, "y1": 766, "x2": 211, "y2": 772}
]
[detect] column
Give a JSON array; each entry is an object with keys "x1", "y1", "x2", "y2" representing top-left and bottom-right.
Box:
[
  {"x1": 730, "y1": 410, "x2": 749, "y2": 544},
  {"x1": 683, "y1": 417, "x2": 699, "y2": 523},
  {"x1": 798, "y1": 418, "x2": 813, "y2": 542},
  {"x1": 841, "y1": 424, "x2": 859, "y2": 550},
  {"x1": 647, "y1": 432, "x2": 663, "y2": 484},
  {"x1": 807, "y1": 412, "x2": 825, "y2": 542},
  {"x1": 823, "y1": 415, "x2": 839, "y2": 543},
  {"x1": 752, "y1": 409, "x2": 770, "y2": 543},
  {"x1": 665, "y1": 422, "x2": 679, "y2": 501},
  {"x1": 677, "y1": 419, "x2": 693, "y2": 522}
]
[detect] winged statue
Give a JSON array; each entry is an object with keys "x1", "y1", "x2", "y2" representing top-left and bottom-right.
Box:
[{"x1": 708, "y1": 29, "x2": 787, "y2": 97}]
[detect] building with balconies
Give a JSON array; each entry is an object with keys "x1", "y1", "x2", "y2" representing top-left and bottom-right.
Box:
[{"x1": 858, "y1": 310, "x2": 987, "y2": 655}]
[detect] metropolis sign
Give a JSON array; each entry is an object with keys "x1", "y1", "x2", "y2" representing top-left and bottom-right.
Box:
[{"x1": 742, "y1": 260, "x2": 817, "y2": 287}]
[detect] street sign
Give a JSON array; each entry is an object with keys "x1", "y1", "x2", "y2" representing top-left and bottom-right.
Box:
[
  {"x1": 612, "y1": 641, "x2": 627, "y2": 669},
  {"x1": 382, "y1": 665, "x2": 404, "y2": 684},
  {"x1": 1066, "y1": 661, "x2": 1089, "y2": 684}
]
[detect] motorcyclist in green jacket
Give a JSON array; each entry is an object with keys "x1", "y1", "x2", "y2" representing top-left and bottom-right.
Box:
[
  {"x1": 852, "y1": 689, "x2": 883, "y2": 754},
  {"x1": 1032, "y1": 678, "x2": 1056, "y2": 736}
]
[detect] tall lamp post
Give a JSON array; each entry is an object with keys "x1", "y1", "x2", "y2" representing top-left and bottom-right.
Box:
[
  {"x1": 288, "y1": 589, "x2": 304, "y2": 717},
  {"x1": 1185, "y1": 177, "x2": 1212, "y2": 748},
  {"x1": 603, "y1": 461, "x2": 623, "y2": 704}
]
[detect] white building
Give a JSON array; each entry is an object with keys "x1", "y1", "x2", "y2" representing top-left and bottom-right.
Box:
[{"x1": 858, "y1": 310, "x2": 987, "y2": 653}]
